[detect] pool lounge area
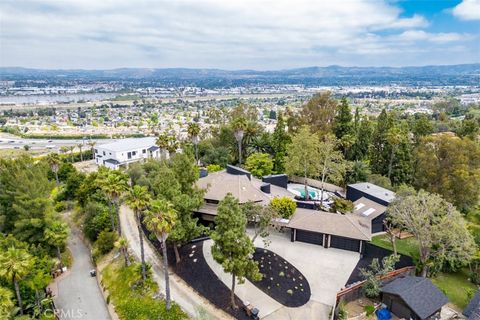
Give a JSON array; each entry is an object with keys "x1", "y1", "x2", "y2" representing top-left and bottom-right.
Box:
[{"x1": 287, "y1": 183, "x2": 334, "y2": 204}]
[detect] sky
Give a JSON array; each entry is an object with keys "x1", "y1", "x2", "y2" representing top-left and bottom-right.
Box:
[{"x1": 0, "y1": 0, "x2": 479, "y2": 70}]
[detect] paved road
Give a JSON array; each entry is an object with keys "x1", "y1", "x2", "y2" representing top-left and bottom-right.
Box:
[{"x1": 54, "y1": 226, "x2": 111, "y2": 320}]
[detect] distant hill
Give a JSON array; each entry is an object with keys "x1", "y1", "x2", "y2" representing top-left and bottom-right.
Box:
[{"x1": 1, "y1": 64, "x2": 479, "y2": 86}]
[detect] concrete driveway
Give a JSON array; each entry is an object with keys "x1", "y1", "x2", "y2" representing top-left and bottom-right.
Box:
[{"x1": 203, "y1": 230, "x2": 360, "y2": 319}]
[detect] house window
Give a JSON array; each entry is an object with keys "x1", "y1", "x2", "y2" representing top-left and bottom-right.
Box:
[
  {"x1": 94, "y1": 149, "x2": 98, "y2": 154},
  {"x1": 127, "y1": 152, "x2": 132, "y2": 159},
  {"x1": 132, "y1": 151, "x2": 136, "y2": 156},
  {"x1": 103, "y1": 151, "x2": 106, "y2": 156},
  {"x1": 143, "y1": 149, "x2": 146, "y2": 154}
]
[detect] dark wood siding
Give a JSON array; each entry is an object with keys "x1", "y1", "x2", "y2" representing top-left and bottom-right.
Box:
[
  {"x1": 330, "y1": 235, "x2": 361, "y2": 252},
  {"x1": 295, "y1": 230, "x2": 323, "y2": 245},
  {"x1": 372, "y1": 213, "x2": 385, "y2": 233}
]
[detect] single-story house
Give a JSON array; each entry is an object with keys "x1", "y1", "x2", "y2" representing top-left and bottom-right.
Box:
[
  {"x1": 353, "y1": 197, "x2": 387, "y2": 233},
  {"x1": 381, "y1": 276, "x2": 448, "y2": 320},
  {"x1": 287, "y1": 208, "x2": 371, "y2": 253},
  {"x1": 95, "y1": 137, "x2": 161, "y2": 169},
  {"x1": 464, "y1": 289, "x2": 480, "y2": 320},
  {"x1": 346, "y1": 182, "x2": 395, "y2": 207}
]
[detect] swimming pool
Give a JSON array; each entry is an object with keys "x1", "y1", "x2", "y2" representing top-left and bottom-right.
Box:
[{"x1": 287, "y1": 183, "x2": 330, "y2": 201}]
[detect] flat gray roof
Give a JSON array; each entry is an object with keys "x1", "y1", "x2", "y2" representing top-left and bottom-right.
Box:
[
  {"x1": 97, "y1": 137, "x2": 157, "y2": 152},
  {"x1": 348, "y1": 182, "x2": 396, "y2": 203}
]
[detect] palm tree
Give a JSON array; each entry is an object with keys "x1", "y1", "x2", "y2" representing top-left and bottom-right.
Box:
[
  {"x1": 99, "y1": 170, "x2": 129, "y2": 235},
  {"x1": 45, "y1": 153, "x2": 61, "y2": 185},
  {"x1": 144, "y1": 199, "x2": 177, "y2": 310},
  {"x1": 232, "y1": 118, "x2": 247, "y2": 165},
  {"x1": 59, "y1": 146, "x2": 69, "y2": 157},
  {"x1": 77, "y1": 143, "x2": 84, "y2": 162},
  {"x1": 0, "y1": 247, "x2": 34, "y2": 314},
  {"x1": 44, "y1": 221, "x2": 69, "y2": 272},
  {"x1": 68, "y1": 145, "x2": 75, "y2": 162},
  {"x1": 166, "y1": 135, "x2": 179, "y2": 156},
  {"x1": 156, "y1": 133, "x2": 169, "y2": 158},
  {"x1": 87, "y1": 141, "x2": 96, "y2": 160},
  {"x1": 0, "y1": 287, "x2": 15, "y2": 319},
  {"x1": 125, "y1": 185, "x2": 152, "y2": 281},
  {"x1": 115, "y1": 237, "x2": 130, "y2": 267},
  {"x1": 187, "y1": 123, "x2": 201, "y2": 164}
]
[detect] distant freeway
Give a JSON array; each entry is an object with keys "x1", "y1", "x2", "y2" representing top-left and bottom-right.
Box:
[{"x1": 0, "y1": 134, "x2": 116, "y2": 152}]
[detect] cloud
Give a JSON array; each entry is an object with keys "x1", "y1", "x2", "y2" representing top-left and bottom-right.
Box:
[
  {"x1": 0, "y1": 0, "x2": 478, "y2": 69},
  {"x1": 452, "y1": 0, "x2": 480, "y2": 21}
]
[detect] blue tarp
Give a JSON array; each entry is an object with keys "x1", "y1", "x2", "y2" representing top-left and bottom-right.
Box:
[{"x1": 376, "y1": 308, "x2": 392, "y2": 320}]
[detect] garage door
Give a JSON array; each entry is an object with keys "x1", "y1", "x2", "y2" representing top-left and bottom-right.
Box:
[
  {"x1": 330, "y1": 236, "x2": 360, "y2": 252},
  {"x1": 295, "y1": 230, "x2": 323, "y2": 245}
]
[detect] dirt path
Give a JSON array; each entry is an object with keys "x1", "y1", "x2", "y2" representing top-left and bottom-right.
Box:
[{"x1": 119, "y1": 205, "x2": 231, "y2": 320}]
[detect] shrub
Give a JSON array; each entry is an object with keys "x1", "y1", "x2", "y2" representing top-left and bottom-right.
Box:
[
  {"x1": 54, "y1": 201, "x2": 66, "y2": 212},
  {"x1": 206, "y1": 164, "x2": 222, "y2": 173},
  {"x1": 269, "y1": 197, "x2": 297, "y2": 219},
  {"x1": 83, "y1": 201, "x2": 111, "y2": 241},
  {"x1": 245, "y1": 153, "x2": 274, "y2": 178},
  {"x1": 95, "y1": 230, "x2": 118, "y2": 255},
  {"x1": 364, "y1": 305, "x2": 375, "y2": 316},
  {"x1": 331, "y1": 197, "x2": 354, "y2": 214}
]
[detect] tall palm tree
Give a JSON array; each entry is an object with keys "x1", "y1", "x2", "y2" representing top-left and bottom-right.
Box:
[
  {"x1": 87, "y1": 141, "x2": 96, "y2": 160},
  {"x1": 232, "y1": 118, "x2": 247, "y2": 165},
  {"x1": 77, "y1": 143, "x2": 84, "y2": 162},
  {"x1": 99, "y1": 170, "x2": 129, "y2": 235},
  {"x1": 44, "y1": 221, "x2": 69, "y2": 272},
  {"x1": 0, "y1": 247, "x2": 34, "y2": 314},
  {"x1": 45, "y1": 153, "x2": 61, "y2": 185},
  {"x1": 166, "y1": 135, "x2": 179, "y2": 156},
  {"x1": 144, "y1": 199, "x2": 177, "y2": 310},
  {"x1": 125, "y1": 185, "x2": 152, "y2": 281},
  {"x1": 115, "y1": 237, "x2": 130, "y2": 267},
  {"x1": 187, "y1": 123, "x2": 201, "y2": 164}
]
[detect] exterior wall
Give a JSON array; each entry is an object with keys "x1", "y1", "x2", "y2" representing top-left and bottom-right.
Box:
[
  {"x1": 346, "y1": 186, "x2": 390, "y2": 206},
  {"x1": 372, "y1": 213, "x2": 386, "y2": 233},
  {"x1": 382, "y1": 293, "x2": 420, "y2": 320},
  {"x1": 95, "y1": 145, "x2": 160, "y2": 168}
]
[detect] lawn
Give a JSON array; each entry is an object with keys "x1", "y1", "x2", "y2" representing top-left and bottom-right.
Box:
[
  {"x1": 371, "y1": 234, "x2": 420, "y2": 262},
  {"x1": 432, "y1": 268, "x2": 477, "y2": 310},
  {"x1": 371, "y1": 234, "x2": 477, "y2": 310},
  {"x1": 102, "y1": 259, "x2": 187, "y2": 320}
]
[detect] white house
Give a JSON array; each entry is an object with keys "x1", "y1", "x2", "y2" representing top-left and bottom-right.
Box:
[{"x1": 95, "y1": 137, "x2": 160, "y2": 169}]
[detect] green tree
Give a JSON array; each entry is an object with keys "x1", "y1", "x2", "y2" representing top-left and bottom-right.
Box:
[
  {"x1": 0, "y1": 247, "x2": 34, "y2": 314},
  {"x1": 211, "y1": 194, "x2": 261, "y2": 309},
  {"x1": 269, "y1": 197, "x2": 297, "y2": 219},
  {"x1": 317, "y1": 134, "x2": 347, "y2": 204},
  {"x1": 331, "y1": 198, "x2": 354, "y2": 214},
  {"x1": 360, "y1": 255, "x2": 399, "y2": 298},
  {"x1": 144, "y1": 199, "x2": 177, "y2": 311},
  {"x1": 299, "y1": 92, "x2": 338, "y2": 135},
  {"x1": 99, "y1": 169, "x2": 129, "y2": 235},
  {"x1": 285, "y1": 126, "x2": 321, "y2": 200},
  {"x1": 271, "y1": 113, "x2": 291, "y2": 173},
  {"x1": 387, "y1": 190, "x2": 476, "y2": 277},
  {"x1": 0, "y1": 287, "x2": 15, "y2": 319},
  {"x1": 333, "y1": 98, "x2": 355, "y2": 157},
  {"x1": 45, "y1": 153, "x2": 61, "y2": 185},
  {"x1": 44, "y1": 221, "x2": 69, "y2": 271},
  {"x1": 115, "y1": 237, "x2": 130, "y2": 267},
  {"x1": 245, "y1": 153, "x2": 274, "y2": 178},
  {"x1": 370, "y1": 109, "x2": 394, "y2": 175},
  {"x1": 125, "y1": 185, "x2": 151, "y2": 281},
  {"x1": 242, "y1": 202, "x2": 279, "y2": 243},
  {"x1": 414, "y1": 135, "x2": 480, "y2": 212},
  {"x1": 350, "y1": 116, "x2": 374, "y2": 161},
  {"x1": 187, "y1": 123, "x2": 201, "y2": 164}
]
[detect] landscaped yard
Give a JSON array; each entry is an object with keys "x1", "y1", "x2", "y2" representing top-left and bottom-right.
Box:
[
  {"x1": 101, "y1": 259, "x2": 187, "y2": 320},
  {"x1": 371, "y1": 234, "x2": 477, "y2": 310},
  {"x1": 251, "y1": 247, "x2": 311, "y2": 307}
]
